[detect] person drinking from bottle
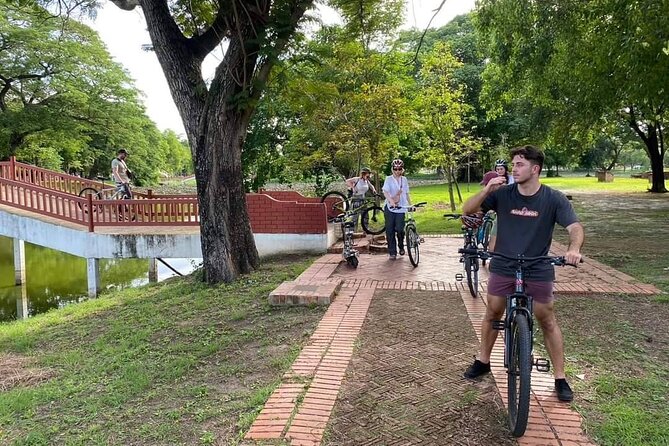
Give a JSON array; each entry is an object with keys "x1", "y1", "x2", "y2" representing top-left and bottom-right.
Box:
[{"x1": 461, "y1": 145, "x2": 584, "y2": 402}]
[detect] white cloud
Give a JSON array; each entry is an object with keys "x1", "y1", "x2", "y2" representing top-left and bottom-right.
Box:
[{"x1": 90, "y1": 0, "x2": 475, "y2": 137}]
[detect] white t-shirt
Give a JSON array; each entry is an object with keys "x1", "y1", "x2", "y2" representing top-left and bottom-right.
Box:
[
  {"x1": 351, "y1": 177, "x2": 370, "y2": 198},
  {"x1": 382, "y1": 175, "x2": 410, "y2": 213}
]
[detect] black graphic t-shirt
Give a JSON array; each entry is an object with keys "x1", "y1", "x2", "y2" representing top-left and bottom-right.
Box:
[{"x1": 482, "y1": 184, "x2": 578, "y2": 281}]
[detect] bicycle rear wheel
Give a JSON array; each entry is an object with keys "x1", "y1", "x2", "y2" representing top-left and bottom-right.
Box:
[
  {"x1": 78, "y1": 187, "x2": 102, "y2": 213},
  {"x1": 508, "y1": 312, "x2": 532, "y2": 437},
  {"x1": 361, "y1": 205, "x2": 385, "y2": 235},
  {"x1": 321, "y1": 191, "x2": 348, "y2": 222},
  {"x1": 464, "y1": 253, "x2": 479, "y2": 298},
  {"x1": 406, "y1": 224, "x2": 419, "y2": 267}
]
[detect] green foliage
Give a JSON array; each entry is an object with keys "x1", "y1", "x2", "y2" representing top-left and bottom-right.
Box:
[
  {"x1": 0, "y1": 2, "x2": 192, "y2": 184},
  {"x1": 275, "y1": 28, "x2": 416, "y2": 182},
  {"x1": 475, "y1": 0, "x2": 669, "y2": 190}
]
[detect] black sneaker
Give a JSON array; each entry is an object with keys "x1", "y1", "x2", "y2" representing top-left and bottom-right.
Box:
[
  {"x1": 555, "y1": 378, "x2": 573, "y2": 402},
  {"x1": 399, "y1": 248, "x2": 405, "y2": 256},
  {"x1": 464, "y1": 359, "x2": 491, "y2": 380}
]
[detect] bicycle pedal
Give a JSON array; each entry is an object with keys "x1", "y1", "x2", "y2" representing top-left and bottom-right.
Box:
[
  {"x1": 534, "y1": 358, "x2": 550, "y2": 372},
  {"x1": 491, "y1": 320, "x2": 505, "y2": 330},
  {"x1": 419, "y1": 237, "x2": 425, "y2": 243},
  {"x1": 455, "y1": 273, "x2": 464, "y2": 282}
]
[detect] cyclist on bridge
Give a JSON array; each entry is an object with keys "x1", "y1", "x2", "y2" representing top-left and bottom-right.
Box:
[
  {"x1": 111, "y1": 148, "x2": 133, "y2": 199},
  {"x1": 461, "y1": 145, "x2": 584, "y2": 402}
]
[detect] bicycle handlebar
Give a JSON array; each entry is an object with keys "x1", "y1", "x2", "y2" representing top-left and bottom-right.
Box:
[
  {"x1": 389, "y1": 202, "x2": 427, "y2": 211},
  {"x1": 458, "y1": 248, "x2": 583, "y2": 267},
  {"x1": 444, "y1": 213, "x2": 462, "y2": 220}
]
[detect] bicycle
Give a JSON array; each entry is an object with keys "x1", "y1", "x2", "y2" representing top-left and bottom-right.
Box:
[
  {"x1": 459, "y1": 248, "x2": 579, "y2": 437},
  {"x1": 392, "y1": 202, "x2": 427, "y2": 267},
  {"x1": 320, "y1": 191, "x2": 386, "y2": 235},
  {"x1": 332, "y1": 210, "x2": 359, "y2": 268},
  {"x1": 78, "y1": 176, "x2": 134, "y2": 220},
  {"x1": 445, "y1": 213, "x2": 485, "y2": 298}
]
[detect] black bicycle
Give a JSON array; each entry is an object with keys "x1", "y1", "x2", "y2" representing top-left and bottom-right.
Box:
[
  {"x1": 393, "y1": 202, "x2": 426, "y2": 267},
  {"x1": 459, "y1": 248, "x2": 579, "y2": 437},
  {"x1": 320, "y1": 191, "x2": 385, "y2": 235},
  {"x1": 445, "y1": 213, "x2": 481, "y2": 298},
  {"x1": 332, "y1": 210, "x2": 359, "y2": 268}
]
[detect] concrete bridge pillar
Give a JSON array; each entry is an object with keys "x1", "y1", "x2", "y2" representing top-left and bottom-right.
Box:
[
  {"x1": 16, "y1": 283, "x2": 29, "y2": 319},
  {"x1": 148, "y1": 258, "x2": 158, "y2": 283},
  {"x1": 13, "y1": 238, "x2": 26, "y2": 285},
  {"x1": 87, "y1": 258, "x2": 100, "y2": 298}
]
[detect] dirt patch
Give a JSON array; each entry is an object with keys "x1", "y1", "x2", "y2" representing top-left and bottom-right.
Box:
[
  {"x1": 324, "y1": 290, "x2": 515, "y2": 446},
  {"x1": 0, "y1": 353, "x2": 54, "y2": 391}
]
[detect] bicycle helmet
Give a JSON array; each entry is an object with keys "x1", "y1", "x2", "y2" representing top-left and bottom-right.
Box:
[
  {"x1": 495, "y1": 159, "x2": 507, "y2": 168},
  {"x1": 391, "y1": 159, "x2": 404, "y2": 169},
  {"x1": 360, "y1": 167, "x2": 371, "y2": 174},
  {"x1": 461, "y1": 213, "x2": 484, "y2": 229}
]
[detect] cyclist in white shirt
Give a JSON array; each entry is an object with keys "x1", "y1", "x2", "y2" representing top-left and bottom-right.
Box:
[{"x1": 382, "y1": 159, "x2": 412, "y2": 260}]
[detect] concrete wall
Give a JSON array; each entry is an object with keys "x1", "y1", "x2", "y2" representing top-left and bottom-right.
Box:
[{"x1": 0, "y1": 207, "x2": 331, "y2": 259}]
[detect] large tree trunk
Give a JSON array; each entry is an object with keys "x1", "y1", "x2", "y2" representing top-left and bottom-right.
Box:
[
  {"x1": 195, "y1": 110, "x2": 259, "y2": 283},
  {"x1": 139, "y1": 0, "x2": 262, "y2": 283},
  {"x1": 628, "y1": 108, "x2": 666, "y2": 193}
]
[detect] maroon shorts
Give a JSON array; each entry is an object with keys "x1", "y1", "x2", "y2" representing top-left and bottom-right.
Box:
[{"x1": 487, "y1": 273, "x2": 555, "y2": 304}]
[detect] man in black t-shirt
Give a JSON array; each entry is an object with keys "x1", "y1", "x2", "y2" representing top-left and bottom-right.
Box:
[{"x1": 461, "y1": 145, "x2": 584, "y2": 402}]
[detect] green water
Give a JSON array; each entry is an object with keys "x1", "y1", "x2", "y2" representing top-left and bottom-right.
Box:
[{"x1": 0, "y1": 236, "x2": 193, "y2": 322}]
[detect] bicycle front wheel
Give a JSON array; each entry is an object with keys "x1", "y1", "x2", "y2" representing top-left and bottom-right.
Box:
[
  {"x1": 78, "y1": 187, "x2": 102, "y2": 213},
  {"x1": 361, "y1": 205, "x2": 386, "y2": 235},
  {"x1": 406, "y1": 224, "x2": 419, "y2": 267},
  {"x1": 464, "y1": 253, "x2": 479, "y2": 298},
  {"x1": 321, "y1": 191, "x2": 348, "y2": 222},
  {"x1": 508, "y1": 312, "x2": 532, "y2": 437}
]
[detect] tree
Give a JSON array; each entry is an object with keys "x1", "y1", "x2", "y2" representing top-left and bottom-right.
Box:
[
  {"x1": 476, "y1": 0, "x2": 669, "y2": 192},
  {"x1": 415, "y1": 42, "x2": 480, "y2": 210},
  {"x1": 278, "y1": 28, "x2": 414, "y2": 188}
]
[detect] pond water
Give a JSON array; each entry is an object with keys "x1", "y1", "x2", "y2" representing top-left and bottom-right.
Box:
[{"x1": 0, "y1": 235, "x2": 199, "y2": 323}]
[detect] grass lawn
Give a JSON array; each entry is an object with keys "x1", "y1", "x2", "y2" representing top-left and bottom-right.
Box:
[{"x1": 0, "y1": 256, "x2": 325, "y2": 445}]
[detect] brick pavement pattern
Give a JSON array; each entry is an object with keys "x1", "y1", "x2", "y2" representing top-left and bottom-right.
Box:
[{"x1": 246, "y1": 236, "x2": 660, "y2": 445}]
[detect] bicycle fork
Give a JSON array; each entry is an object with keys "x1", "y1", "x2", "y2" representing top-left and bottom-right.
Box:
[{"x1": 492, "y1": 295, "x2": 550, "y2": 373}]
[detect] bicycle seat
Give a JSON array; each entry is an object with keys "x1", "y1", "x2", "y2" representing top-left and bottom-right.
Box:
[{"x1": 96, "y1": 175, "x2": 108, "y2": 181}]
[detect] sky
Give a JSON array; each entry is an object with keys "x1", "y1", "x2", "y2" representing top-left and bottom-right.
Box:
[{"x1": 90, "y1": 0, "x2": 476, "y2": 136}]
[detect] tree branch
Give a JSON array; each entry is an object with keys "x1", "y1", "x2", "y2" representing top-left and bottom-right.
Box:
[{"x1": 190, "y1": 3, "x2": 229, "y2": 60}]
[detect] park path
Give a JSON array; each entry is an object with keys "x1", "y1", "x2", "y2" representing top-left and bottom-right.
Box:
[{"x1": 244, "y1": 236, "x2": 660, "y2": 445}]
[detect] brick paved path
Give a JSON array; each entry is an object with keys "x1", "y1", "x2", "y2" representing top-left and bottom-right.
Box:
[{"x1": 245, "y1": 237, "x2": 660, "y2": 445}]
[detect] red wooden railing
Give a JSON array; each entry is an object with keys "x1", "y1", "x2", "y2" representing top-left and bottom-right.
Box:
[{"x1": 0, "y1": 157, "x2": 200, "y2": 231}]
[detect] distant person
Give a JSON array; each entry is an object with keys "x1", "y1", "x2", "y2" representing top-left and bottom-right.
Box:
[
  {"x1": 382, "y1": 159, "x2": 412, "y2": 260},
  {"x1": 111, "y1": 148, "x2": 133, "y2": 198},
  {"x1": 462, "y1": 145, "x2": 584, "y2": 403},
  {"x1": 346, "y1": 167, "x2": 377, "y2": 231},
  {"x1": 481, "y1": 159, "x2": 515, "y2": 187},
  {"x1": 481, "y1": 159, "x2": 514, "y2": 251}
]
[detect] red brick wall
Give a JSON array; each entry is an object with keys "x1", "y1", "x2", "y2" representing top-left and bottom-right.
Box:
[
  {"x1": 258, "y1": 189, "x2": 322, "y2": 204},
  {"x1": 247, "y1": 193, "x2": 327, "y2": 234}
]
